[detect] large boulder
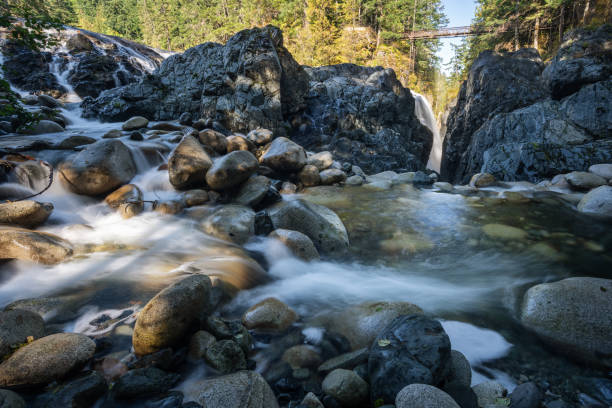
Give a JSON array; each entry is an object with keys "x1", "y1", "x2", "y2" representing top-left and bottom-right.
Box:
[
  {"x1": 206, "y1": 151, "x2": 259, "y2": 190},
  {"x1": 168, "y1": 135, "x2": 213, "y2": 190},
  {"x1": 268, "y1": 199, "x2": 349, "y2": 254},
  {"x1": 0, "y1": 201, "x2": 53, "y2": 228},
  {"x1": 20, "y1": 120, "x2": 65, "y2": 135},
  {"x1": 312, "y1": 301, "x2": 423, "y2": 350},
  {"x1": 59, "y1": 139, "x2": 137, "y2": 196},
  {"x1": 0, "y1": 227, "x2": 73, "y2": 265},
  {"x1": 578, "y1": 185, "x2": 612, "y2": 216},
  {"x1": 520, "y1": 277, "x2": 612, "y2": 368},
  {"x1": 441, "y1": 48, "x2": 547, "y2": 183},
  {"x1": 0, "y1": 310, "x2": 45, "y2": 358},
  {"x1": 202, "y1": 205, "x2": 255, "y2": 245},
  {"x1": 322, "y1": 369, "x2": 369, "y2": 407},
  {"x1": 396, "y1": 384, "x2": 460, "y2": 408},
  {"x1": 82, "y1": 26, "x2": 310, "y2": 133},
  {"x1": 32, "y1": 371, "x2": 107, "y2": 407},
  {"x1": 542, "y1": 25, "x2": 612, "y2": 99},
  {"x1": 368, "y1": 315, "x2": 451, "y2": 405},
  {"x1": 132, "y1": 275, "x2": 212, "y2": 355},
  {"x1": 259, "y1": 137, "x2": 307, "y2": 172},
  {"x1": 0, "y1": 333, "x2": 95, "y2": 388},
  {"x1": 293, "y1": 64, "x2": 432, "y2": 173},
  {"x1": 242, "y1": 297, "x2": 297, "y2": 332},
  {"x1": 186, "y1": 370, "x2": 279, "y2": 408}
]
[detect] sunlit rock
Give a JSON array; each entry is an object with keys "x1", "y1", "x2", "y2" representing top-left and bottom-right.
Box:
[{"x1": 0, "y1": 227, "x2": 73, "y2": 265}]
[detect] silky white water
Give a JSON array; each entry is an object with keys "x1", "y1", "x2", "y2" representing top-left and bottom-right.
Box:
[{"x1": 412, "y1": 91, "x2": 443, "y2": 173}]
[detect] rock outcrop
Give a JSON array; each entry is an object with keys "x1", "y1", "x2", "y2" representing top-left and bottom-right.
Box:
[
  {"x1": 441, "y1": 25, "x2": 612, "y2": 183},
  {"x1": 81, "y1": 27, "x2": 432, "y2": 173}
]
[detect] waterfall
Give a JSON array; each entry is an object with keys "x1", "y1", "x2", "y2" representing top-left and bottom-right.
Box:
[{"x1": 411, "y1": 91, "x2": 443, "y2": 173}]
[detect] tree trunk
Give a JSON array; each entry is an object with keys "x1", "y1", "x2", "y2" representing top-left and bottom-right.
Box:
[
  {"x1": 533, "y1": 16, "x2": 540, "y2": 49},
  {"x1": 514, "y1": 0, "x2": 519, "y2": 51},
  {"x1": 559, "y1": 5, "x2": 565, "y2": 43},
  {"x1": 582, "y1": 0, "x2": 592, "y2": 24},
  {"x1": 410, "y1": 0, "x2": 417, "y2": 73}
]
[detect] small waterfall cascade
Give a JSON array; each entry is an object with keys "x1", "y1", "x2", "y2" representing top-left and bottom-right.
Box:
[{"x1": 411, "y1": 91, "x2": 443, "y2": 173}]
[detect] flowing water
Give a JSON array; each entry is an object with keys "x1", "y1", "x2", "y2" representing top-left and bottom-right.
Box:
[
  {"x1": 1, "y1": 47, "x2": 611, "y2": 402},
  {"x1": 412, "y1": 91, "x2": 443, "y2": 173}
]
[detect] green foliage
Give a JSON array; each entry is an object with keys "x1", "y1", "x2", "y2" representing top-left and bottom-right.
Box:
[{"x1": 0, "y1": 0, "x2": 65, "y2": 51}]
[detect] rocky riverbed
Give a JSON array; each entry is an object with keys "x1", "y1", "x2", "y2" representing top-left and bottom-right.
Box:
[{"x1": 0, "y1": 24, "x2": 611, "y2": 408}]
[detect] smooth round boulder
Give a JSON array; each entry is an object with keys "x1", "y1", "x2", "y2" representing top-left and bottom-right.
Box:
[
  {"x1": 307, "y1": 151, "x2": 333, "y2": 171},
  {"x1": 0, "y1": 201, "x2": 53, "y2": 228},
  {"x1": 322, "y1": 369, "x2": 369, "y2": 407},
  {"x1": 345, "y1": 175, "x2": 364, "y2": 186},
  {"x1": 186, "y1": 370, "x2": 279, "y2": 408},
  {"x1": 242, "y1": 297, "x2": 297, "y2": 332},
  {"x1": 103, "y1": 129, "x2": 122, "y2": 139},
  {"x1": 0, "y1": 227, "x2": 73, "y2": 265},
  {"x1": 260, "y1": 137, "x2": 306, "y2": 172},
  {"x1": 199, "y1": 129, "x2": 228, "y2": 155},
  {"x1": 319, "y1": 169, "x2": 347, "y2": 185},
  {"x1": 312, "y1": 301, "x2": 423, "y2": 350},
  {"x1": 445, "y1": 350, "x2": 472, "y2": 388},
  {"x1": 227, "y1": 134, "x2": 255, "y2": 153},
  {"x1": 104, "y1": 184, "x2": 143, "y2": 218},
  {"x1": 268, "y1": 199, "x2": 349, "y2": 254},
  {"x1": 0, "y1": 389, "x2": 26, "y2": 407},
  {"x1": 282, "y1": 345, "x2": 322, "y2": 369},
  {"x1": 269, "y1": 229, "x2": 320, "y2": 261},
  {"x1": 396, "y1": 384, "x2": 460, "y2": 408},
  {"x1": 183, "y1": 189, "x2": 209, "y2": 207},
  {"x1": 588, "y1": 164, "x2": 612, "y2": 181},
  {"x1": 469, "y1": 173, "x2": 496, "y2": 188},
  {"x1": 247, "y1": 128, "x2": 273, "y2": 146},
  {"x1": 21, "y1": 120, "x2": 64, "y2": 135},
  {"x1": 122, "y1": 116, "x2": 149, "y2": 131},
  {"x1": 472, "y1": 381, "x2": 507, "y2": 407},
  {"x1": 520, "y1": 277, "x2": 612, "y2": 367},
  {"x1": 0, "y1": 310, "x2": 45, "y2": 358},
  {"x1": 509, "y1": 382, "x2": 541, "y2": 408},
  {"x1": 204, "y1": 339, "x2": 247, "y2": 374},
  {"x1": 578, "y1": 185, "x2": 612, "y2": 216},
  {"x1": 0, "y1": 333, "x2": 95, "y2": 388},
  {"x1": 565, "y1": 171, "x2": 607, "y2": 191},
  {"x1": 368, "y1": 315, "x2": 451, "y2": 405},
  {"x1": 168, "y1": 135, "x2": 213, "y2": 190},
  {"x1": 132, "y1": 275, "x2": 212, "y2": 355},
  {"x1": 59, "y1": 139, "x2": 137, "y2": 196},
  {"x1": 206, "y1": 151, "x2": 258, "y2": 190},
  {"x1": 37, "y1": 94, "x2": 62, "y2": 108},
  {"x1": 298, "y1": 165, "x2": 320, "y2": 187},
  {"x1": 234, "y1": 176, "x2": 270, "y2": 207},
  {"x1": 202, "y1": 205, "x2": 255, "y2": 245},
  {"x1": 482, "y1": 224, "x2": 528, "y2": 240}
]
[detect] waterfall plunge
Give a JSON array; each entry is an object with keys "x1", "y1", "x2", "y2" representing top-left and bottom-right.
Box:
[{"x1": 411, "y1": 91, "x2": 443, "y2": 173}]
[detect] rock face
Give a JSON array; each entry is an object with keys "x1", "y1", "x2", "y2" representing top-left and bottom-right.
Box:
[
  {"x1": 188, "y1": 370, "x2": 279, "y2": 408},
  {"x1": 294, "y1": 64, "x2": 432, "y2": 173},
  {"x1": 520, "y1": 277, "x2": 612, "y2": 368},
  {"x1": 442, "y1": 27, "x2": 612, "y2": 183},
  {"x1": 368, "y1": 315, "x2": 451, "y2": 405},
  {"x1": 542, "y1": 25, "x2": 612, "y2": 99},
  {"x1": 0, "y1": 201, "x2": 53, "y2": 228},
  {"x1": 441, "y1": 48, "x2": 546, "y2": 183},
  {"x1": 0, "y1": 227, "x2": 73, "y2": 265},
  {"x1": 83, "y1": 26, "x2": 309, "y2": 131},
  {"x1": 81, "y1": 27, "x2": 432, "y2": 173},
  {"x1": 59, "y1": 139, "x2": 137, "y2": 196},
  {"x1": 132, "y1": 275, "x2": 212, "y2": 355},
  {"x1": 0, "y1": 310, "x2": 45, "y2": 358},
  {"x1": 0, "y1": 333, "x2": 96, "y2": 388},
  {"x1": 268, "y1": 199, "x2": 349, "y2": 254},
  {"x1": 1, "y1": 28, "x2": 163, "y2": 99}
]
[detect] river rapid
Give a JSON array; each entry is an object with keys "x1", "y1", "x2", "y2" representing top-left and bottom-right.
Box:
[{"x1": 1, "y1": 42, "x2": 611, "y2": 406}]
